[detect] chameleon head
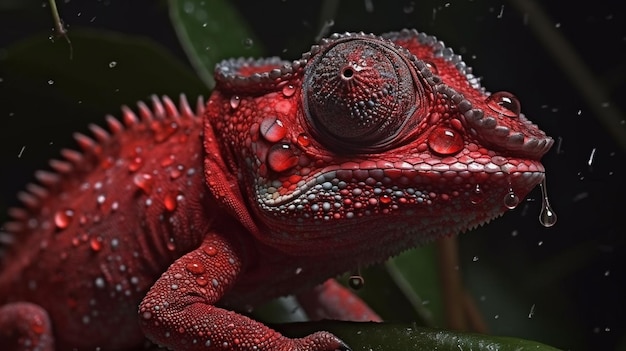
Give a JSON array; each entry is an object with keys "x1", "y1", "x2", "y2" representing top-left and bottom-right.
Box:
[{"x1": 206, "y1": 30, "x2": 553, "y2": 258}]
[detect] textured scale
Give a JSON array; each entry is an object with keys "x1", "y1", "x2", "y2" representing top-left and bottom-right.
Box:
[{"x1": 0, "y1": 29, "x2": 552, "y2": 351}]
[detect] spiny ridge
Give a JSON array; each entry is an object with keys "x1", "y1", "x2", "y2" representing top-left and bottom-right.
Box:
[{"x1": 0, "y1": 94, "x2": 205, "y2": 252}]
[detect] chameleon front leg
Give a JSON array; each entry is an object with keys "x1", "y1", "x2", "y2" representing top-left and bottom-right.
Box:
[
  {"x1": 0, "y1": 302, "x2": 54, "y2": 351},
  {"x1": 297, "y1": 279, "x2": 381, "y2": 323},
  {"x1": 139, "y1": 232, "x2": 348, "y2": 351}
]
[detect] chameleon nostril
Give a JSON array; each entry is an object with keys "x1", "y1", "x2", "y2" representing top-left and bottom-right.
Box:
[{"x1": 341, "y1": 67, "x2": 354, "y2": 80}]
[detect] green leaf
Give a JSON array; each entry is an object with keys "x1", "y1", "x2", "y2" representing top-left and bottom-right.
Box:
[
  {"x1": 278, "y1": 321, "x2": 562, "y2": 351},
  {"x1": 168, "y1": 0, "x2": 263, "y2": 89}
]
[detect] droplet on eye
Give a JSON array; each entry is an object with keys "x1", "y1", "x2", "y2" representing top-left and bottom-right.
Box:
[
  {"x1": 485, "y1": 91, "x2": 521, "y2": 118},
  {"x1": 427, "y1": 126, "x2": 464, "y2": 155}
]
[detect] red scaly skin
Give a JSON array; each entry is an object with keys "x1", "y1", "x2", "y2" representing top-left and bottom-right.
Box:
[{"x1": 0, "y1": 29, "x2": 552, "y2": 350}]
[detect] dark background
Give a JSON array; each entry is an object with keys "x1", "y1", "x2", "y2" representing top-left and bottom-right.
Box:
[{"x1": 1, "y1": 1, "x2": 624, "y2": 350}]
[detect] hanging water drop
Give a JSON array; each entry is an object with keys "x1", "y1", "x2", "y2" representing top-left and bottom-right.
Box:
[
  {"x1": 348, "y1": 274, "x2": 365, "y2": 290},
  {"x1": 229, "y1": 95, "x2": 240, "y2": 109},
  {"x1": 503, "y1": 188, "x2": 520, "y2": 209},
  {"x1": 539, "y1": 178, "x2": 557, "y2": 227},
  {"x1": 470, "y1": 184, "x2": 484, "y2": 204}
]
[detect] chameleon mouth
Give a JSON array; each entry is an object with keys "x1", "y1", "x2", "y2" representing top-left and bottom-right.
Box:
[{"x1": 255, "y1": 159, "x2": 546, "y2": 208}]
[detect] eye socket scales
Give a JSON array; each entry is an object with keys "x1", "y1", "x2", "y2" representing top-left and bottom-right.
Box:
[{"x1": 303, "y1": 37, "x2": 425, "y2": 152}]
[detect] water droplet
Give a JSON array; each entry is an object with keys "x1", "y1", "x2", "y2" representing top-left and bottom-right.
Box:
[
  {"x1": 108, "y1": 61, "x2": 117, "y2": 68},
  {"x1": 539, "y1": 178, "x2": 557, "y2": 227},
  {"x1": 196, "y1": 277, "x2": 208, "y2": 286},
  {"x1": 470, "y1": 184, "x2": 484, "y2": 204},
  {"x1": 163, "y1": 192, "x2": 178, "y2": 212},
  {"x1": 503, "y1": 189, "x2": 520, "y2": 209},
  {"x1": 423, "y1": 60, "x2": 439, "y2": 74},
  {"x1": 528, "y1": 304, "x2": 536, "y2": 318},
  {"x1": 90, "y1": 237, "x2": 103, "y2": 252},
  {"x1": 259, "y1": 116, "x2": 287, "y2": 142},
  {"x1": 54, "y1": 209, "x2": 74, "y2": 229},
  {"x1": 133, "y1": 173, "x2": 153, "y2": 194},
  {"x1": 128, "y1": 157, "x2": 143, "y2": 172},
  {"x1": 379, "y1": 194, "x2": 392, "y2": 204},
  {"x1": 427, "y1": 126, "x2": 464, "y2": 155},
  {"x1": 47, "y1": 79, "x2": 54, "y2": 85},
  {"x1": 94, "y1": 277, "x2": 106, "y2": 289},
  {"x1": 348, "y1": 275, "x2": 365, "y2": 290},
  {"x1": 166, "y1": 239, "x2": 176, "y2": 251},
  {"x1": 203, "y1": 246, "x2": 218, "y2": 256},
  {"x1": 267, "y1": 143, "x2": 299, "y2": 173},
  {"x1": 242, "y1": 38, "x2": 254, "y2": 49},
  {"x1": 297, "y1": 133, "x2": 310, "y2": 147},
  {"x1": 486, "y1": 91, "x2": 521, "y2": 117},
  {"x1": 281, "y1": 84, "x2": 296, "y2": 97},
  {"x1": 185, "y1": 260, "x2": 205, "y2": 275},
  {"x1": 229, "y1": 95, "x2": 240, "y2": 109}
]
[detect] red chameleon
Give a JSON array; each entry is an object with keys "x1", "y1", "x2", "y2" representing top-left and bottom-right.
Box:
[{"x1": 0, "y1": 29, "x2": 553, "y2": 350}]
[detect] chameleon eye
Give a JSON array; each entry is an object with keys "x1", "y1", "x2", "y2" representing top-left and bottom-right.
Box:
[{"x1": 303, "y1": 38, "x2": 420, "y2": 151}]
